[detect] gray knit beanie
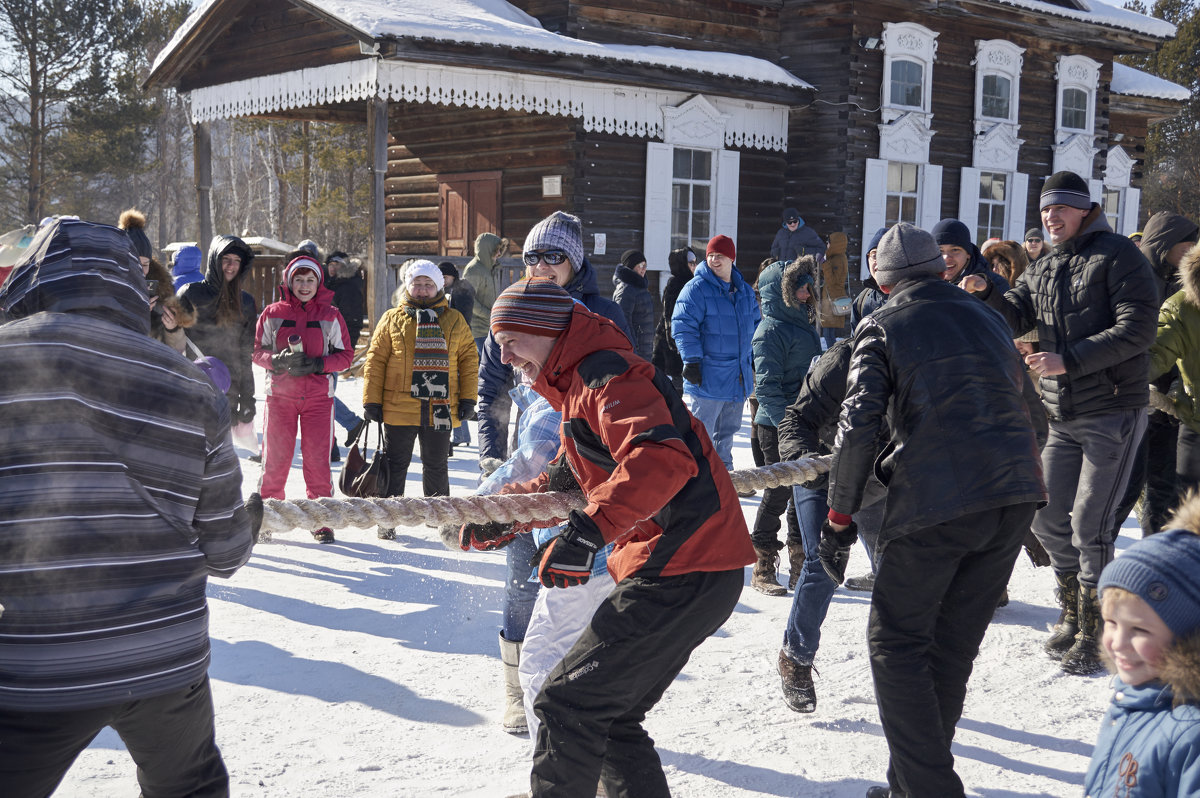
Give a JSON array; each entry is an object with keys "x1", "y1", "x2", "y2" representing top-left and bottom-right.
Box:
[
  {"x1": 1098, "y1": 528, "x2": 1200, "y2": 639},
  {"x1": 873, "y1": 223, "x2": 945, "y2": 286},
  {"x1": 524, "y1": 211, "x2": 584, "y2": 276}
]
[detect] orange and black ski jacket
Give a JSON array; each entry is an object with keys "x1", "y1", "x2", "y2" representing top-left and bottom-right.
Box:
[{"x1": 518, "y1": 304, "x2": 755, "y2": 582}]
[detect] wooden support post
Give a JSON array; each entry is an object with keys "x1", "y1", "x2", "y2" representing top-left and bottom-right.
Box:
[
  {"x1": 193, "y1": 121, "x2": 213, "y2": 249},
  {"x1": 368, "y1": 96, "x2": 389, "y2": 330}
]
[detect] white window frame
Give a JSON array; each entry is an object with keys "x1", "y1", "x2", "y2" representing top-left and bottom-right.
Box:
[
  {"x1": 643, "y1": 96, "x2": 741, "y2": 272},
  {"x1": 861, "y1": 157, "x2": 943, "y2": 278},
  {"x1": 973, "y1": 40, "x2": 1023, "y2": 125},
  {"x1": 1103, "y1": 145, "x2": 1141, "y2": 236},
  {"x1": 958, "y1": 167, "x2": 1030, "y2": 244},
  {"x1": 1052, "y1": 55, "x2": 1101, "y2": 178},
  {"x1": 881, "y1": 22, "x2": 938, "y2": 125}
]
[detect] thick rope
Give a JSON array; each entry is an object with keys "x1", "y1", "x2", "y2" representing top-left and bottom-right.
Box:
[{"x1": 259, "y1": 454, "x2": 832, "y2": 535}]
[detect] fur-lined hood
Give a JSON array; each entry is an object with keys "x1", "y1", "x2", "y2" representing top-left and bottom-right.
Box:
[
  {"x1": 147, "y1": 257, "x2": 196, "y2": 329},
  {"x1": 781, "y1": 256, "x2": 818, "y2": 313},
  {"x1": 1159, "y1": 631, "x2": 1200, "y2": 707},
  {"x1": 1178, "y1": 242, "x2": 1200, "y2": 309}
]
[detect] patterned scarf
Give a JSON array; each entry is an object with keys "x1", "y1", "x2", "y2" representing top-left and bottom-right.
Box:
[{"x1": 407, "y1": 303, "x2": 452, "y2": 430}]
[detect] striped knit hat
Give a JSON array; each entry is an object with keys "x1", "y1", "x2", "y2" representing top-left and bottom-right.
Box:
[
  {"x1": 525, "y1": 211, "x2": 584, "y2": 275},
  {"x1": 1040, "y1": 171, "x2": 1092, "y2": 210},
  {"x1": 490, "y1": 278, "x2": 574, "y2": 337}
]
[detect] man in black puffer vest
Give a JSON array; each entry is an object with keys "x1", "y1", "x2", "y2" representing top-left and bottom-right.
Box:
[{"x1": 963, "y1": 170, "x2": 1158, "y2": 676}]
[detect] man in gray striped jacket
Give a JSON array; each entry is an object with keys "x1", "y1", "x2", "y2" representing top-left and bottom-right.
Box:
[{"x1": 0, "y1": 218, "x2": 255, "y2": 797}]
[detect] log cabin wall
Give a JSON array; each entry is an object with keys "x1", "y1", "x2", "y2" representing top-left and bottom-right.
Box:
[{"x1": 384, "y1": 102, "x2": 577, "y2": 258}]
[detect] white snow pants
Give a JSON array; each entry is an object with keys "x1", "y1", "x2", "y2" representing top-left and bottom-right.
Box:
[{"x1": 517, "y1": 572, "x2": 616, "y2": 743}]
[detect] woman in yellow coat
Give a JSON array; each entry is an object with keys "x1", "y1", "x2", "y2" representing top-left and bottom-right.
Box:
[{"x1": 363, "y1": 260, "x2": 480, "y2": 539}]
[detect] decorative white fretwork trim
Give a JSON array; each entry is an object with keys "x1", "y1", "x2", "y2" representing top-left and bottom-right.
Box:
[
  {"x1": 187, "y1": 59, "x2": 790, "y2": 151},
  {"x1": 878, "y1": 111, "x2": 935, "y2": 163},
  {"x1": 1104, "y1": 145, "x2": 1134, "y2": 189}
]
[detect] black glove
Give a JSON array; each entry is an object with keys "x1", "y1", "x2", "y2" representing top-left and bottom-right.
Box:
[
  {"x1": 459, "y1": 521, "x2": 517, "y2": 551},
  {"x1": 818, "y1": 519, "x2": 858, "y2": 585},
  {"x1": 245, "y1": 492, "x2": 264, "y2": 544},
  {"x1": 286, "y1": 355, "x2": 324, "y2": 376},
  {"x1": 235, "y1": 399, "x2": 256, "y2": 424},
  {"x1": 363, "y1": 403, "x2": 384, "y2": 423},
  {"x1": 270, "y1": 351, "x2": 297, "y2": 374},
  {"x1": 682, "y1": 361, "x2": 702, "y2": 386},
  {"x1": 458, "y1": 399, "x2": 476, "y2": 421},
  {"x1": 545, "y1": 453, "x2": 580, "y2": 493},
  {"x1": 537, "y1": 510, "x2": 605, "y2": 588}
]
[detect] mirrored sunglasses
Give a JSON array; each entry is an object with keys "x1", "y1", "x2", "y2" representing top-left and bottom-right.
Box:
[{"x1": 523, "y1": 250, "x2": 569, "y2": 267}]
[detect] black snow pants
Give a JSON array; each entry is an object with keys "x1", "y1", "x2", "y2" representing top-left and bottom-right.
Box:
[{"x1": 530, "y1": 568, "x2": 743, "y2": 798}]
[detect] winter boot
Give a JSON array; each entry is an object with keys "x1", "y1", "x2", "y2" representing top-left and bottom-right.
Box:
[
  {"x1": 1061, "y1": 584, "x2": 1105, "y2": 675},
  {"x1": 787, "y1": 542, "x2": 805, "y2": 590},
  {"x1": 844, "y1": 572, "x2": 876, "y2": 592},
  {"x1": 311, "y1": 527, "x2": 335, "y2": 544},
  {"x1": 777, "y1": 650, "x2": 816, "y2": 713},
  {"x1": 751, "y1": 546, "x2": 787, "y2": 596},
  {"x1": 377, "y1": 526, "x2": 396, "y2": 541},
  {"x1": 1045, "y1": 570, "x2": 1080, "y2": 660},
  {"x1": 499, "y1": 633, "x2": 528, "y2": 735},
  {"x1": 330, "y1": 441, "x2": 341, "y2": 463}
]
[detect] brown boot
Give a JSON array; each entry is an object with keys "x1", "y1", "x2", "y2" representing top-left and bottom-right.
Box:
[
  {"x1": 1045, "y1": 571, "x2": 1080, "y2": 660},
  {"x1": 778, "y1": 650, "x2": 816, "y2": 713},
  {"x1": 787, "y1": 542, "x2": 805, "y2": 590},
  {"x1": 752, "y1": 546, "x2": 787, "y2": 596}
]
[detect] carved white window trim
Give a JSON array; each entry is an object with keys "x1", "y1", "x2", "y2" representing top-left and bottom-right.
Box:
[
  {"x1": 1104, "y1": 145, "x2": 1134, "y2": 189},
  {"x1": 1055, "y1": 54, "x2": 1100, "y2": 138},
  {"x1": 973, "y1": 40, "x2": 1023, "y2": 125},
  {"x1": 186, "y1": 59, "x2": 790, "y2": 151},
  {"x1": 881, "y1": 21, "x2": 938, "y2": 124}
]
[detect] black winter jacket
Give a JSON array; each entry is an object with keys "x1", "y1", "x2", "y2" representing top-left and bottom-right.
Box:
[
  {"x1": 612, "y1": 264, "x2": 655, "y2": 361},
  {"x1": 979, "y1": 209, "x2": 1158, "y2": 421},
  {"x1": 850, "y1": 277, "x2": 886, "y2": 333},
  {"x1": 651, "y1": 249, "x2": 694, "y2": 387},
  {"x1": 828, "y1": 276, "x2": 1045, "y2": 542}
]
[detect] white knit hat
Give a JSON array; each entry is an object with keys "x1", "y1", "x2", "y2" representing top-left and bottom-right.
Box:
[{"x1": 403, "y1": 259, "x2": 443, "y2": 291}]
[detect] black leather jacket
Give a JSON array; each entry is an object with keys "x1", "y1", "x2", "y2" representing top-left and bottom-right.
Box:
[{"x1": 827, "y1": 275, "x2": 1046, "y2": 542}]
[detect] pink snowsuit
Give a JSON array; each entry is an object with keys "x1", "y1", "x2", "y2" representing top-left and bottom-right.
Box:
[{"x1": 252, "y1": 264, "x2": 354, "y2": 500}]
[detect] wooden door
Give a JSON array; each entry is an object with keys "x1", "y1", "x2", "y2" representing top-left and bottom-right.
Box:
[{"x1": 438, "y1": 171, "x2": 501, "y2": 256}]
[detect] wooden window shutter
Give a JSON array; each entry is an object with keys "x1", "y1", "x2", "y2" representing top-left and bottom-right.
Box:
[
  {"x1": 957, "y1": 166, "x2": 981, "y2": 241},
  {"x1": 643, "y1": 143, "x2": 672, "y2": 263},
  {"x1": 861, "y1": 158, "x2": 888, "y2": 279},
  {"x1": 1006, "y1": 172, "x2": 1030, "y2": 242},
  {"x1": 713, "y1": 150, "x2": 741, "y2": 245},
  {"x1": 920, "y1": 164, "x2": 944, "y2": 233},
  {"x1": 1121, "y1": 188, "x2": 1141, "y2": 236}
]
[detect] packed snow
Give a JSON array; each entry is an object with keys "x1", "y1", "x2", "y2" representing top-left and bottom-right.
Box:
[{"x1": 47, "y1": 367, "x2": 1136, "y2": 797}]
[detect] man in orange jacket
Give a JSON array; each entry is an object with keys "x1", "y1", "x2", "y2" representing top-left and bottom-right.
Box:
[{"x1": 468, "y1": 277, "x2": 754, "y2": 798}]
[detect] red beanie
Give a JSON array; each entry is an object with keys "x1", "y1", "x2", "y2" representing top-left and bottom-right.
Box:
[{"x1": 707, "y1": 234, "x2": 736, "y2": 262}]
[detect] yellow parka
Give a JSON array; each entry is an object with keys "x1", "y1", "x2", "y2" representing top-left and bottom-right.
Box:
[{"x1": 362, "y1": 294, "x2": 480, "y2": 427}]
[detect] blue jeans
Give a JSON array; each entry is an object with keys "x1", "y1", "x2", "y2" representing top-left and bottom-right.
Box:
[
  {"x1": 452, "y1": 420, "x2": 471, "y2": 446},
  {"x1": 503, "y1": 531, "x2": 540, "y2": 641},
  {"x1": 782, "y1": 484, "x2": 838, "y2": 665},
  {"x1": 330, "y1": 374, "x2": 362, "y2": 432},
  {"x1": 684, "y1": 394, "x2": 743, "y2": 471}
]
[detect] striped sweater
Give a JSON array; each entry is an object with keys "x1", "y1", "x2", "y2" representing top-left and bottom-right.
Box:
[{"x1": 0, "y1": 310, "x2": 253, "y2": 711}]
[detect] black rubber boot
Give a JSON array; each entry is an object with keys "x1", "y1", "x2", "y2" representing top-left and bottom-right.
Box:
[
  {"x1": 1045, "y1": 570, "x2": 1080, "y2": 660},
  {"x1": 1061, "y1": 584, "x2": 1105, "y2": 675}
]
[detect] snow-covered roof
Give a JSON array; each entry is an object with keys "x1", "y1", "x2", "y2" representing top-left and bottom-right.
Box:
[
  {"x1": 1111, "y1": 62, "x2": 1191, "y2": 101},
  {"x1": 986, "y1": 0, "x2": 1175, "y2": 39},
  {"x1": 152, "y1": 0, "x2": 811, "y2": 90}
]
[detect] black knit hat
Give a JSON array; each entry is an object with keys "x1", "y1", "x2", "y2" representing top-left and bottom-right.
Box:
[
  {"x1": 438, "y1": 261, "x2": 459, "y2": 280},
  {"x1": 1024, "y1": 228, "x2": 1043, "y2": 242},
  {"x1": 620, "y1": 249, "x2": 646, "y2": 270},
  {"x1": 1040, "y1": 171, "x2": 1093, "y2": 211}
]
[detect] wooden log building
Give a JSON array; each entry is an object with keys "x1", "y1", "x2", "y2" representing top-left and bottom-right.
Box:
[{"x1": 145, "y1": 0, "x2": 1188, "y2": 322}]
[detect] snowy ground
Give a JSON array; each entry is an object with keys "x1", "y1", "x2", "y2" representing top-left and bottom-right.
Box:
[{"x1": 56, "y1": 371, "x2": 1129, "y2": 798}]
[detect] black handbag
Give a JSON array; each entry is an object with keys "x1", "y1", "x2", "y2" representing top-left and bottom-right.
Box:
[{"x1": 339, "y1": 420, "x2": 390, "y2": 498}]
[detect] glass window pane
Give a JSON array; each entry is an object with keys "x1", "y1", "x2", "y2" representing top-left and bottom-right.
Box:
[
  {"x1": 672, "y1": 184, "x2": 688, "y2": 211},
  {"x1": 693, "y1": 150, "x2": 712, "y2": 179},
  {"x1": 982, "y1": 75, "x2": 1010, "y2": 119},
  {"x1": 672, "y1": 209, "x2": 689, "y2": 239},
  {"x1": 693, "y1": 212, "x2": 710, "y2": 241},
  {"x1": 990, "y1": 173, "x2": 1006, "y2": 201},
  {"x1": 1062, "y1": 88, "x2": 1088, "y2": 130},
  {"x1": 890, "y1": 60, "x2": 923, "y2": 108},
  {"x1": 901, "y1": 196, "x2": 917, "y2": 223},
  {"x1": 673, "y1": 149, "x2": 691, "y2": 180},
  {"x1": 978, "y1": 173, "x2": 992, "y2": 200},
  {"x1": 693, "y1": 184, "x2": 710, "y2": 211},
  {"x1": 902, "y1": 163, "x2": 918, "y2": 193},
  {"x1": 887, "y1": 162, "x2": 902, "y2": 193},
  {"x1": 886, "y1": 196, "x2": 900, "y2": 225}
]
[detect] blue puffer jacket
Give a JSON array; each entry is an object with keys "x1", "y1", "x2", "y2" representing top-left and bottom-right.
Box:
[
  {"x1": 753, "y1": 259, "x2": 821, "y2": 426},
  {"x1": 1085, "y1": 670, "x2": 1200, "y2": 798},
  {"x1": 476, "y1": 257, "x2": 631, "y2": 460},
  {"x1": 671, "y1": 261, "x2": 760, "y2": 402}
]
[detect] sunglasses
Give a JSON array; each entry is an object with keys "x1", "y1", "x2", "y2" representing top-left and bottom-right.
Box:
[
  {"x1": 523, "y1": 250, "x2": 569, "y2": 267},
  {"x1": 786, "y1": 218, "x2": 799, "y2": 224}
]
